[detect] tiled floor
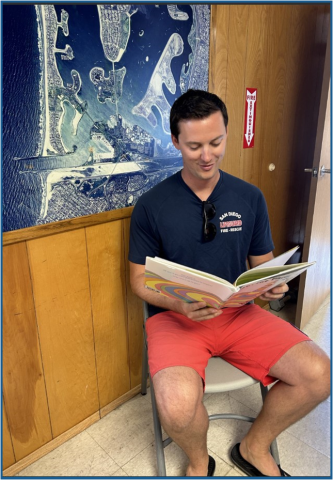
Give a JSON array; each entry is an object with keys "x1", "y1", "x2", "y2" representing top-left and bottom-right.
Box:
[{"x1": 17, "y1": 295, "x2": 331, "y2": 478}]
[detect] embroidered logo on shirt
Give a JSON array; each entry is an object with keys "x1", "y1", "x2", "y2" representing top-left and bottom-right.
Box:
[{"x1": 219, "y1": 212, "x2": 243, "y2": 233}]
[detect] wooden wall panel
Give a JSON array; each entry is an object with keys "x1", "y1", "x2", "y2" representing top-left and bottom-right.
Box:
[
  {"x1": 210, "y1": 4, "x2": 271, "y2": 187},
  {"x1": 209, "y1": 5, "x2": 229, "y2": 101},
  {"x1": 257, "y1": 5, "x2": 294, "y2": 254},
  {"x1": 261, "y1": 4, "x2": 328, "y2": 255},
  {"x1": 85, "y1": 221, "x2": 130, "y2": 408},
  {"x1": 124, "y1": 217, "x2": 144, "y2": 388},
  {"x1": 241, "y1": 4, "x2": 270, "y2": 187},
  {"x1": 27, "y1": 230, "x2": 99, "y2": 438},
  {"x1": 3, "y1": 401, "x2": 15, "y2": 469},
  {"x1": 217, "y1": 4, "x2": 249, "y2": 180},
  {"x1": 2, "y1": 243, "x2": 52, "y2": 460},
  {"x1": 209, "y1": 4, "x2": 329, "y2": 259}
]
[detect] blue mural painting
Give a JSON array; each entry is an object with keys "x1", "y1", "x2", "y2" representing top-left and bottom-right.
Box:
[{"x1": 2, "y1": 3, "x2": 210, "y2": 232}]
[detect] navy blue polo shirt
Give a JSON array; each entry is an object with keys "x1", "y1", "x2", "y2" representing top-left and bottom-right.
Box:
[{"x1": 129, "y1": 170, "x2": 274, "y2": 316}]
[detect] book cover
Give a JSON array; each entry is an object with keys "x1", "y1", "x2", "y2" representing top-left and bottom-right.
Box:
[{"x1": 145, "y1": 247, "x2": 315, "y2": 308}]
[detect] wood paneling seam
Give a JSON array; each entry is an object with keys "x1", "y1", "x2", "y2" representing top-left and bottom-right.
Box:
[
  {"x1": 83, "y1": 227, "x2": 102, "y2": 412},
  {"x1": 25, "y1": 240, "x2": 54, "y2": 440},
  {"x1": 225, "y1": 6, "x2": 231, "y2": 104},
  {"x1": 122, "y1": 219, "x2": 133, "y2": 388}
]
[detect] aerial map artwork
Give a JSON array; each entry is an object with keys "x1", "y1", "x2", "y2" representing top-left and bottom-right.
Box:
[{"x1": 2, "y1": 3, "x2": 210, "y2": 232}]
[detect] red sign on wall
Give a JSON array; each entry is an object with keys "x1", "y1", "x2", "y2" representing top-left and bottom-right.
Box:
[{"x1": 243, "y1": 88, "x2": 257, "y2": 148}]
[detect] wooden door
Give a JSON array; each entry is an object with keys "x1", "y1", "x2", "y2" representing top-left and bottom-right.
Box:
[
  {"x1": 295, "y1": 32, "x2": 331, "y2": 329},
  {"x1": 209, "y1": 3, "x2": 330, "y2": 292}
]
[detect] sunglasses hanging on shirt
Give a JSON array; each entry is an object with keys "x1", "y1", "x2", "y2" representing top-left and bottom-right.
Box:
[{"x1": 202, "y1": 201, "x2": 217, "y2": 242}]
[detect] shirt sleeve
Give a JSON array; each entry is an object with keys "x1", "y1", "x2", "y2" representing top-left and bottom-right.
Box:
[
  {"x1": 248, "y1": 191, "x2": 274, "y2": 256},
  {"x1": 128, "y1": 199, "x2": 162, "y2": 265}
]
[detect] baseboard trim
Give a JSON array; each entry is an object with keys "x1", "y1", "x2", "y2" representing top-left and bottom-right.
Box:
[
  {"x1": 100, "y1": 384, "x2": 142, "y2": 418},
  {"x1": 3, "y1": 385, "x2": 143, "y2": 476},
  {"x1": 2, "y1": 412, "x2": 100, "y2": 477}
]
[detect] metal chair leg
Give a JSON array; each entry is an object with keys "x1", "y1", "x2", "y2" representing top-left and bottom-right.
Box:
[
  {"x1": 141, "y1": 325, "x2": 148, "y2": 395},
  {"x1": 149, "y1": 375, "x2": 166, "y2": 476},
  {"x1": 260, "y1": 383, "x2": 281, "y2": 466}
]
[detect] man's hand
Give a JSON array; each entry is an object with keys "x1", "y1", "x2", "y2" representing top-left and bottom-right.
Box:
[
  {"x1": 176, "y1": 301, "x2": 223, "y2": 321},
  {"x1": 248, "y1": 254, "x2": 289, "y2": 303},
  {"x1": 259, "y1": 282, "x2": 289, "y2": 301},
  {"x1": 130, "y1": 261, "x2": 223, "y2": 321}
]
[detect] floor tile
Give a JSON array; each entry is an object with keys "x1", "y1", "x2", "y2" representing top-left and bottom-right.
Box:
[
  {"x1": 207, "y1": 421, "x2": 244, "y2": 467},
  {"x1": 224, "y1": 465, "x2": 246, "y2": 476},
  {"x1": 122, "y1": 441, "x2": 187, "y2": 477},
  {"x1": 204, "y1": 390, "x2": 258, "y2": 421},
  {"x1": 86, "y1": 397, "x2": 156, "y2": 467},
  {"x1": 111, "y1": 467, "x2": 129, "y2": 476},
  {"x1": 227, "y1": 383, "x2": 264, "y2": 414},
  {"x1": 17, "y1": 431, "x2": 120, "y2": 477},
  {"x1": 285, "y1": 398, "x2": 331, "y2": 457},
  {"x1": 122, "y1": 440, "x2": 232, "y2": 477},
  {"x1": 277, "y1": 429, "x2": 331, "y2": 477}
]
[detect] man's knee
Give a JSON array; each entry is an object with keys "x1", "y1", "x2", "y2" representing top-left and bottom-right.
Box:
[
  {"x1": 271, "y1": 341, "x2": 330, "y2": 399},
  {"x1": 153, "y1": 367, "x2": 204, "y2": 432},
  {"x1": 156, "y1": 393, "x2": 199, "y2": 432},
  {"x1": 291, "y1": 342, "x2": 330, "y2": 400},
  {"x1": 307, "y1": 350, "x2": 331, "y2": 400}
]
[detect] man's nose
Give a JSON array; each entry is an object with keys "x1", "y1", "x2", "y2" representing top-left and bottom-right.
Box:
[{"x1": 201, "y1": 146, "x2": 212, "y2": 162}]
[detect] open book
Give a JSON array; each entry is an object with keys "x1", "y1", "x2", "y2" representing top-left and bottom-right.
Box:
[{"x1": 144, "y1": 246, "x2": 315, "y2": 308}]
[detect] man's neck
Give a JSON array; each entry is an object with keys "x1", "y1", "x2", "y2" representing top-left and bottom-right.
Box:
[{"x1": 181, "y1": 170, "x2": 221, "y2": 201}]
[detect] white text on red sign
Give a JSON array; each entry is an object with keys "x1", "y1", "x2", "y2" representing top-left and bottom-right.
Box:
[{"x1": 245, "y1": 90, "x2": 257, "y2": 147}]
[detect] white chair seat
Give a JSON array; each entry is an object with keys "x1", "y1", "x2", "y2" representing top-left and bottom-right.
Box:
[{"x1": 205, "y1": 357, "x2": 258, "y2": 393}]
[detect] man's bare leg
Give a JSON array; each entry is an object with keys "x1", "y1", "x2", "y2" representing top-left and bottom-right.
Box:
[
  {"x1": 239, "y1": 341, "x2": 330, "y2": 476},
  {"x1": 153, "y1": 366, "x2": 209, "y2": 477}
]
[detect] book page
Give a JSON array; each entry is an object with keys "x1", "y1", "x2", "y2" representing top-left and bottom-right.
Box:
[
  {"x1": 145, "y1": 257, "x2": 238, "y2": 306},
  {"x1": 235, "y1": 262, "x2": 315, "y2": 287},
  {"x1": 149, "y1": 257, "x2": 234, "y2": 287},
  {"x1": 251, "y1": 246, "x2": 299, "y2": 270}
]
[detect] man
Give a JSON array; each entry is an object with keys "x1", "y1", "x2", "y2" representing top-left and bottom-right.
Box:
[{"x1": 129, "y1": 90, "x2": 330, "y2": 477}]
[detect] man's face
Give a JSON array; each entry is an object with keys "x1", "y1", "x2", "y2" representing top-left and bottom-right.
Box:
[{"x1": 171, "y1": 110, "x2": 228, "y2": 184}]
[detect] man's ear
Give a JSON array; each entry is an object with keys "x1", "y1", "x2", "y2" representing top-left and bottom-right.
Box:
[{"x1": 171, "y1": 134, "x2": 180, "y2": 150}]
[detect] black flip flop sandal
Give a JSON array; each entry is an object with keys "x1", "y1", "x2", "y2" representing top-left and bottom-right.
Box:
[
  {"x1": 208, "y1": 455, "x2": 216, "y2": 476},
  {"x1": 231, "y1": 443, "x2": 290, "y2": 477}
]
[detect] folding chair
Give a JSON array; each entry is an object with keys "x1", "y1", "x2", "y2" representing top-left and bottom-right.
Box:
[{"x1": 141, "y1": 301, "x2": 280, "y2": 476}]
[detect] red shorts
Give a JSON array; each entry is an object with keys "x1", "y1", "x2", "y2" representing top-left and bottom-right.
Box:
[{"x1": 146, "y1": 304, "x2": 310, "y2": 387}]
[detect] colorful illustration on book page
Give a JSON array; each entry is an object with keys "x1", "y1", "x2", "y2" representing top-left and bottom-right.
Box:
[
  {"x1": 145, "y1": 272, "x2": 224, "y2": 308},
  {"x1": 223, "y1": 280, "x2": 277, "y2": 308}
]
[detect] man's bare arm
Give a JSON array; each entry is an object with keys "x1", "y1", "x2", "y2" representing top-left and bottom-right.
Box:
[
  {"x1": 129, "y1": 261, "x2": 222, "y2": 321},
  {"x1": 130, "y1": 261, "x2": 183, "y2": 311},
  {"x1": 248, "y1": 252, "x2": 289, "y2": 301},
  {"x1": 248, "y1": 251, "x2": 274, "y2": 268}
]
